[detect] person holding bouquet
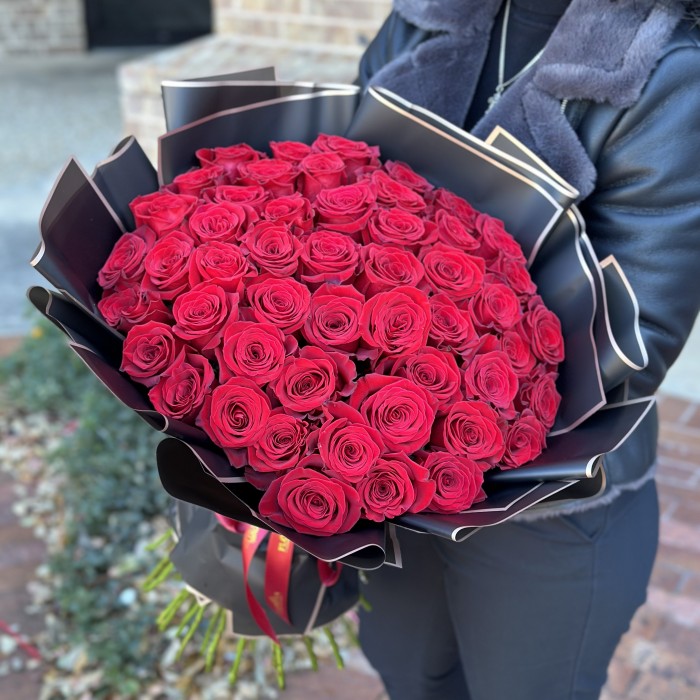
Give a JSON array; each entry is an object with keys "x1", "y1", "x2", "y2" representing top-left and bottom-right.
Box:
[{"x1": 357, "y1": 1, "x2": 700, "y2": 698}]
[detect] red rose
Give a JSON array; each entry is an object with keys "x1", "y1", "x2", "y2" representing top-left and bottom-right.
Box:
[
  {"x1": 271, "y1": 346, "x2": 355, "y2": 416},
  {"x1": 470, "y1": 281, "x2": 522, "y2": 331},
  {"x1": 350, "y1": 375, "x2": 435, "y2": 453},
  {"x1": 196, "y1": 143, "x2": 264, "y2": 179},
  {"x1": 501, "y1": 329, "x2": 536, "y2": 378},
  {"x1": 97, "y1": 226, "x2": 156, "y2": 290},
  {"x1": 172, "y1": 282, "x2": 239, "y2": 353},
  {"x1": 270, "y1": 140, "x2": 313, "y2": 164},
  {"x1": 302, "y1": 284, "x2": 365, "y2": 353},
  {"x1": 315, "y1": 182, "x2": 376, "y2": 237},
  {"x1": 216, "y1": 320, "x2": 295, "y2": 385},
  {"x1": 246, "y1": 275, "x2": 311, "y2": 334},
  {"x1": 120, "y1": 321, "x2": 184, "y2": 387},
  {"x1": 355, "y1": 243, "x2": 425, "y2": 297},
  {"x1": 463, "y1": 350, "x2": 519, "y2": 412},
  {"x1": 206, "y1": 184, "x2": 268, "y2": 211},
  {"x1": 356, "y1": 452, "x2": 435, "y2": 521},
  {"x1": 422, "y1": 451, "x2": 486, "y2": 514},
  {"x1": 248, "y1": 408, "x2": 310, "y2": 472},
  {"x1": 384, "y1": 160, "x2": 434, "y2": 194},
  {"x1": 475, "y1": 213, "x2": 526, "y2": 263},
  {"x1": 196, "y1": 377, "x2": 271, "y2": 453},
  {"x1": 130, "y1": 191, "x2": 197, "y2": 237},
  {"x1": 147, "y1": 351, "x2": 215, "y2": 423},
  {"x1": 501, "y1": 411, "x2": 547, "y2": 469},
  {"x1": 142, "y1": 230, "x2": 196, "y2": 300},
  {"x1": 311, "y1": 134, "x2": 380, "y2": 178},
  {"x1": 434, "y1": 400, "x2": 505, "y2": 464},
  {"x1": 237, "y1": 158, "x2": 298, "y2": 197},
  {"x1": 98, "y1": 286, "x2": 171, "y2": 332},
  {"x1": 420, "y1": 242, "x2": 485, "y2": 301},
  {"x1": 258, "y1": 464, "x2": 361, "y2": 536},
  {"x1": 300, "y1": 229, "x2": 360, "y2": 286},
  {"x1": 368, "y1": 170, "x2": 428, "y2": 215},
  {"x1": 240, "y1": 221, "x2": 303, "y2": 277},
  {"x1": 187, "y1": 202, "x2": 253, "y2": 244},
  {"x1": 526, "y1": 371, "x2": 561, "y2": 430},
  {"x1": 172, "y1": 165, "x2": 226, "y2": 197},
  {"x1": 520, "y1": 296, "x2": 565, "y2": 365},
  {"x1": 262, "y1": 194, "x2": 314, "y2": 231},
  {"x1": 428, "y1": 293, "x2": 478, "y2": 355},
  {"x1": 317, "y1": 402, "x2": 385, "y2": 483},
  {"x1": 188, "y1": 241, "x2": 257, "y2": 294},
  {"x1": 434, "y1": 209, "x2": 479, "y2": 250},
  {"x1": 383, "y1": 347, "x2": 462, "y2": 412},
  {"x1": 298, "y1": 152, "x2": 346, "y2": 200},
  {"x1": 360, "y1": 285, "x2": 431, "y2": 358},
  {"x1": 490, "y1": 255, "x2": 537, "y2": 296},
  {"x1": 365, "y1": 208, "x2": 435, "y2": 249},
  {"x1": 433, "y1": 188, "x2": 477, "y2": 229}
]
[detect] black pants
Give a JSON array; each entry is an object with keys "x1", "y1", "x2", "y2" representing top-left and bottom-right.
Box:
[{"x1": 359, "y1": 480, "x2": 659, "y2": 700}]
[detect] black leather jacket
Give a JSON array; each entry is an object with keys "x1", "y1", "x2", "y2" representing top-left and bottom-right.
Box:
[{"x1": 358, "y1": 12, "x2": 700, "y2": 490}]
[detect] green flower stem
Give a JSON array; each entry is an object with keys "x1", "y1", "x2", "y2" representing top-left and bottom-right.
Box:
[
  {"x1": 175, "y1": 600, "x2": 201, "y2": 638},
  {"x1": 199, "y1": 607, "x2": 219, "y2": 655},
  {"x1": 273, "y1": 642, "x2": 285, "y2": 689},
  {"x1": 142, "y1": 554, "x2": 174, "y2": 592},
  {"x1": 157, "y1": 589, "x2": 191, "y2": 631},
  {"x1": 303, "y1": 636, "x2": 319, "y2": 672},
  {"x1": 358, "y1": 593, "x2": 373, "y2": 612},
  {"x1": 324, "y1": 627, "x2": 344, "y2": 669},
  {"x1": 205, "y1": 609, "x2": 227, "y2": 672},
  {"x1": 176, "y1": 604, "x2": 205, "y2": 660},
  {"x1": 342, "y1": 617, "x2": 360, "y2": 647},
  {"x1": 146, "y1": 528, "x2": 175, "y2": 551},
  {"x1": 228, "y1": 637, "x2": 247, "y2": 686}
]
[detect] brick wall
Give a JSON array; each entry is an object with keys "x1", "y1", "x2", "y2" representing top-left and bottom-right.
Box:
[
  {"x1": 0, "y1": 0, "x2": 86, "y2": 55},
  {"x1": 214, "y1": 0, "x2": 391, "y2": 56}
]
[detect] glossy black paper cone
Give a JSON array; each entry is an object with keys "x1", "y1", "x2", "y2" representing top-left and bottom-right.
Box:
[{"x1": 169, "y1": 500, "x2": 360, "y2": 637}]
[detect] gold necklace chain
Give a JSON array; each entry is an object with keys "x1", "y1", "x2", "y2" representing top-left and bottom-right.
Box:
[{"x1": 486, "y1": 0, "x2": 545, "y2": 112}]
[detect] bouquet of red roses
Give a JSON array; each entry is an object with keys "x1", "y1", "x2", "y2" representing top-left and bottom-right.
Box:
[{"x1": 30, "y1": 73, "x2": 652, "y2": 571}]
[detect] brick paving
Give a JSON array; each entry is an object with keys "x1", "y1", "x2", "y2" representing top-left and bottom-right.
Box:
[{"x1": 1, "y1": 390, "x2": 699, "y2": 699}]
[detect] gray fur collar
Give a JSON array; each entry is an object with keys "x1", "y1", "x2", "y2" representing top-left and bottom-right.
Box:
[{"x1": 370, "y1": 0, "x2": 684, "y2": 198}]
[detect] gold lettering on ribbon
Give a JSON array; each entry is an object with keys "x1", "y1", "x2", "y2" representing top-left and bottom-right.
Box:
[
  {"x1": 269, "y1": 591, "x2": 285, "y2": 616},
  {"x1": 244, "y1": 526, "x2": 259, "y2": 544},
  {"x1": 276, "y1": 536, "x2": 291, "y2": 553}
]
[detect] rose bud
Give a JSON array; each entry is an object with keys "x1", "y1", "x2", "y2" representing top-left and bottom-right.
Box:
[
  {"x1": 188, "y1": 241, "x2": 257, "y2": 294},
  {"x1": 428, "y1": 293, "x2": 479, "y2": 356},
  {"x1": 350, "y1": 374, "x2": 436, "y2": 453},
  {"x1": 356, "y1": 452, "x2": 435, "y2": 522},
  {"x1": 384, "y1": 160, "x2": 434, "y2": 195},
  {"x1": 433, "y1": 400, "x2": 506, "y2": 465},
  {"x1": 258, "y1": 462, "x2": 362, "y2": 536},
  {"x1": 525, "y1": 371, "x2": 561, "y2": 430},
  {"x1": 237, "y1": 158, "x2": 298, "y2": 197},
  {"x1": 240, "y1": 220, "x2": 303, "y2": 277},
  {"x1": 463, "y1": 350, "x2": 519, "y2": 412},
  {"x1": 434, "y1": 209, "x2": 480, "y2": 251},
  {"x1": 196, "y1": 376, "x2": 271, "y2": 453},
  {"x1": 262, "y1": 193, "x2": 314, "y2": 231},
  {"x1": 364, "y1": 208, "x2": 436, "y2": 250},
  {"x1": 422, "y1": 451, "x2": 486, "y2": 514},
  {"x1": 248, "y1": 408, "x2": 310, "y2": 473},
  {"x1": 470, "y1": 281, "x2": 522, "y2": 332},
  {"x1": 298, "y1": 151, "x2": 346, "y2": 200},
  {"x1": 130, "y1": 191, "x2": 197, "y2": 238},
  {"x1": 270, "y1": 140, "x2": 313, "y2": 164},
  {"x1": 501, "y1": 329, "x2": 537, "y2": 378},
  {"x1": 311, "y1": 134, "x2": 380, "y2": 179},
  {"x1": 172, "y1": 282, "x2": 239, "y2": 353},
  {"x1": 315, "y1": 182, "x2": 376, "y2": 237},
  {"x1": 519, "y1": 296, "x2": 565, "y2": 365},
  {"x1": 360, "y1": 285, "x2": 431, "y2": 358},
  {"x1": 98, "y1": 286, "x2": 171, "y2": 332},
  {"x1": 216, "y1": 320, "x2": 296, "y2": 385},
  {"x1": 432, "y1": 188, "x2": 478, "y2": 230},
  {"x1": 474, "y1": 213, "x2": 526, "y2": 263},
  {"x1": 302, "y1": 284, "x2": 365, "y2": 353},
  {"x1": 147, "y1": 352, "x2": 215, "y2": 424},
  {"x1": 420, "y1": 242, "x2": 485, "y2": 301},
  {"x1": 489, "y1": 255, "x2": 537, "y2": 296},
  {"x1": 246, "y1": 274, "x2": 311, "y2": 334},
  {"x1": 195, "y1": 143, "x2": 264, "y2": 179},
  {"x1": 317, "y1": 402, "x2": 386, "y2": 483},
  {"x1": 142, "y1": 230, "x2": 196, "y2": 300},
  {"x1": 97, "y1": 226, "x2": 156, "y2": 291},
  {"x1": 187, "y1": 201, "x2": 253, "y2": 244},
  {"x1": 355, "y1": 243, "x2": 425, "y2": 297},
  {"x1": 501, "y1": 411, "x2": 548, "y2": 469},
  {"x1": 300, "y1": 229, "x2": 361, "y2": 287},
  {"x1": 120, "y1": 321, "x2": 185, "y2": 387},
  {"x1": 368, "y1": 169, "x2": 428, "y2": 214},
  {"x1": 206, "y1": 184, "x2": 268, "y2": 211},
  {"x1": 172, "y1": 164, "x2": 226, "y2": 197}
]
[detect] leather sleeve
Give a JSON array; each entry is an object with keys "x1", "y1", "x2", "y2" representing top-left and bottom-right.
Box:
[{"x1": 577, "y1": 39, "x2": 700, "y2": 398}]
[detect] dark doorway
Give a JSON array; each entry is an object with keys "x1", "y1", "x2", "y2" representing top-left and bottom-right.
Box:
[{"x1": 85, "y1": 0, "x2": 212, "y2": 48}]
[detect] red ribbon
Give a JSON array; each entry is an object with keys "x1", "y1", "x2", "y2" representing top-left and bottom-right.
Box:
[{"x1": 219, "y1": 514, "x2": 344, "y2": 640}]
